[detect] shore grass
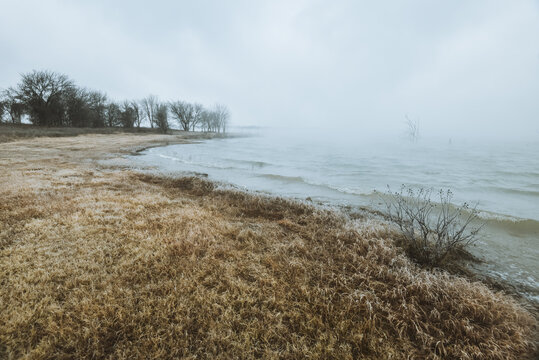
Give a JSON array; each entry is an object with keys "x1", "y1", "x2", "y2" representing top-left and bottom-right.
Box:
[
  {"x1": 0, "y1": 132, "x2": 537, "y2": 359},
  {"x1": 0, "y1": 123, "x2": 227, "y2": 144}
]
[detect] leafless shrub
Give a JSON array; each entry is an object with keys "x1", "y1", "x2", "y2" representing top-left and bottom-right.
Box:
[
  {"x1": 380, "y1": 185, "x2": 483, "y2": 266},
  {"x1": 405, "y1": 114, "x2": 419, "y2": 142}
]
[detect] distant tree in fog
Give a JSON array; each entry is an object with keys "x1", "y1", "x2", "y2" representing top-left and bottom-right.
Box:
[
  {"x1": 196, "y1": 104, "x2": 229, "y2": 133},
  {"x1": 199, "y1": 109, "x2": 215, "y2": 132},
  {"x1": 191, "y1": 103, "x2": 204, "y2": 131},
  {"x1": 214, "y1": 103, "x2": 229, "y2": 133},
  {"x1": 155, "y1": 103, "x2": 169, "y2": 133},
  {"x1": 141, "y1": 95, "x2": 159, "y2": 128},
  {"x1": 405, "y1": 115, "x2": 419, "y2": 142}
]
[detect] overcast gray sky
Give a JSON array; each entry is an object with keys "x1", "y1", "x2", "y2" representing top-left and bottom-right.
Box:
[{"x1": 1, "y1": 0, "x2": 538, "y2": 139}]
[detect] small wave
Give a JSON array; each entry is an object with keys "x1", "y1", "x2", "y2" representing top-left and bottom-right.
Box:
[
  {"x1": 475, "y1": 210, "x2": 539, "y2": 234},
  {"x1": 324, "y1": 184, "x2": 371, "y2": 196},
  {"x1": 492, "y1": 170, "x2": 539, "y2": 178},
  {"x1": 490, "y1": 187, "x2": 539, "y2": 198},
  {"x1": 256, "y1": 174, "x2": 375, "y2": 198},
  {"x1": 481, "y1": 216, "x2": 539, "y2": 236},
  {"x1": 156, "y1": 154, "x2": 236, "y2": 170},
  {"x1": 258, "y1": 173, "x2": 306, "y2": 183},
  {"x1": 475, "y1": 210, "x2": 524, "y2": 222},
  {"x1": 157, "y1": 154, "x2": 180, "y2": 161},
  {"x1": 224, "y1": 158, "x2": 272, "y2": 168}
]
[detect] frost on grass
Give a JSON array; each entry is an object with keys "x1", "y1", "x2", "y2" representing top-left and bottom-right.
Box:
[{"x1": 0, "y1": 134, "x2": 536, "y2": 359}]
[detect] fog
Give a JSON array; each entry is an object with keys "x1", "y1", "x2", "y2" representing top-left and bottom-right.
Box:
[{"x1": 1, "y1": 0, "x2": 538, "y2": 140}]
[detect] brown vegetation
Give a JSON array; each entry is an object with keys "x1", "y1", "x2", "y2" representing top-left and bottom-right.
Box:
[
  {"x1": 380, "y1": 186, "x2": 482, "y2": 267},
  {"x1": 0, "y1": 123, "x2": 226, "y2": 144},
  {"x1": 0, "y1": 133, "x2": 537, "y2": 359}
]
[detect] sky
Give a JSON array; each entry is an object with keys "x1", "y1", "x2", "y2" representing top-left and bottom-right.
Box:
[{"x1": 0, "y1": 0, "x2": 538, "y2": 139}]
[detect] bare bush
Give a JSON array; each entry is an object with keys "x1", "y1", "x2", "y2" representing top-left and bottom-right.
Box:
[{"x1": 380, "y1": 186, "x2": 483, "y2": 266}]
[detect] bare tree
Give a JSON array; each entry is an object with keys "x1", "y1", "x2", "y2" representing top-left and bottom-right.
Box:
[
  {"x1": 198, "y1": 107, "x2": 226, "y2": 133},
  {"x1": 405, "y1": 115, "x2": 419, "y2": 142},
  {"x1": 8, "y1": 101, "x2": 25, "y2": 124},
  {"x1": 86, "y1": 91, "x2": 108, "y2": 128},
  {"x1": 1, "y1": 71, "x2": 231, "y2": 132},
  {"x1": 214, "y1": 103, "x2": 229, "y2": 133},
  {"x1": 131, "y1": 101, "x2": 143, "y2": 129},
  {"x1": 191, "y1": 103, "x2": 204, "y2": 131},
  {"x1": 141, "y1": 95, "x2": 158, "y2": 128},
  {"x1": 120, "y1": 101, "x2": 136, "y2": 128},
  {"x1": 155, "y1": 103, "x2": 169, "y2": 133},
  {"x1": 10, "y1": 70, "x2": 74, "y2": 126},
  {"x1": 1, "y1": 89, "x2": 24, "y2": 124},
  {"x1": 0, "y1": 97, "x2": 5, "y2": 123},
  {"x1": 64, "y1": 87, "x2": 91, "y2": 127},
  {"x1": 105, "y1": 102, "x2": 121, "y2": 127},
  {"x1": 199, "y1": 109, "x2": 214, "y2": 132},
  {"x1": 169, "y1": 100, "x2": 194, "y2": 131}
]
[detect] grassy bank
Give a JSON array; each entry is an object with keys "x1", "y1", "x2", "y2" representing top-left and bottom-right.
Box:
[
  {"x1": 0, "y1": 123, "x2": 228, "y2": 144},
  {"x1": 0, "y1": 133, "x2": 537, "y2": 359}
]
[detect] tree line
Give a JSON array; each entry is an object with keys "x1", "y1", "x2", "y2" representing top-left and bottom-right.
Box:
[{"x1": 0, "y1": 70, "x2": 229, "y2": 133}]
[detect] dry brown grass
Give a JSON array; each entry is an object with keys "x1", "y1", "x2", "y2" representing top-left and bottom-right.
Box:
[
  {"x1": 0, "y1": 134, "x2": 537, "y2": 359},
  {"x1": 0, "y1": 124, "x2": 161, "y2": 144},
  {"x1": 0, "y1": 123, "x2": 225, "y2": 144}
]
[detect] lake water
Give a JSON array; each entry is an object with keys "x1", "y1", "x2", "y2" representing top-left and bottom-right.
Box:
[{"x1": 133, "y1": 128, "x2": 539, "y2": 303}]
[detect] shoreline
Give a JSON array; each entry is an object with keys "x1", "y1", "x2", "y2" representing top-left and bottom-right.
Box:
[
  {"x1": 132, "y1": 140, "x2": 539, "y2": 313},
  {"x1": 0, "y1": 132, "x2": 537, "y2": 358}
]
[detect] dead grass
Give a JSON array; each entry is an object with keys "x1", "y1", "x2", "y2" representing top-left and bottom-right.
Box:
[
  {"x1": 0, "y1": 134, "x2": 537, "y2": 359},
  {"x1": 0, "y1": 123, "x2": 226, "y2": 144},
  {"x1": 0, "y1": 123, "x2": 162, "y2": 143}
]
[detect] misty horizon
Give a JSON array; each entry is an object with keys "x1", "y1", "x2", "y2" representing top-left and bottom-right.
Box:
[{"x1": 1, "y1": 0, "x2": 538, "y2": 140}]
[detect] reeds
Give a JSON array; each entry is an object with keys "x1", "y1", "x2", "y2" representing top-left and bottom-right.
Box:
[{"x1": 0, "y1": 134, "x2": 536, "y2": 359}]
